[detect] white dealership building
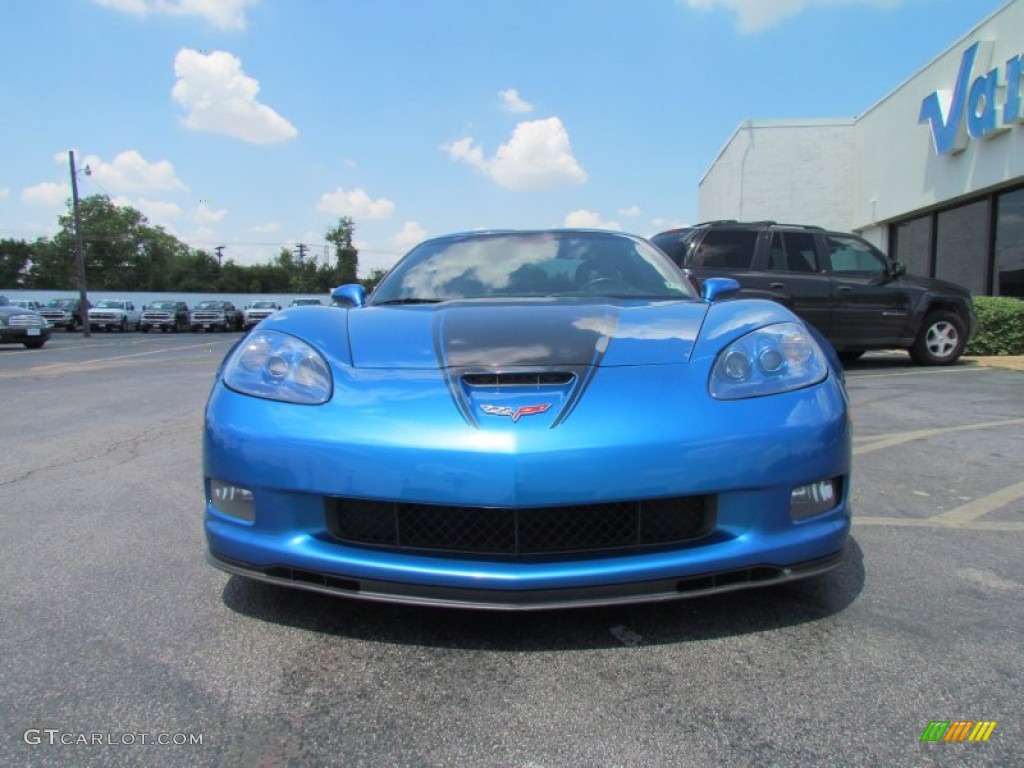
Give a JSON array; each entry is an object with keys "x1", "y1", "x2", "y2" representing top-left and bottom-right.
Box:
[{"x1": 699, "y1": 0, "x2": 1023, "y2": 297}]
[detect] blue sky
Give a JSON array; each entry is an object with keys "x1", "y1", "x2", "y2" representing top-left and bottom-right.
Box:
[{"x1": 0, "y1": 0, "x2": 1010, "y2": 276}]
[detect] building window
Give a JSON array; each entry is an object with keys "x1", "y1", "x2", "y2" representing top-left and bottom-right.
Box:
[
  {"x1": 892, "y1": 215, "x2": 931, "y2": 277},
  {"x1": 935, "y1": 200, "x2": 988, "y2": 295},
  {"x1": 995, "y1": 188, "x2": 1024, "y2": 297}
]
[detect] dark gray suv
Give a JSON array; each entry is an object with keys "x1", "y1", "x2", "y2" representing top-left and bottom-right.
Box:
[{"x1": 652, "y1": 221, "x2": 977, "y2": 365}]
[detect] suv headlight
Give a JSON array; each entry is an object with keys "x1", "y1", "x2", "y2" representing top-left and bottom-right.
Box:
[
  {"x1": 709, "y1": 322, "x2": 827, "y2": 399},
  {"x1": 223, "y1": 330, "x2": 332, "y2": 405}
]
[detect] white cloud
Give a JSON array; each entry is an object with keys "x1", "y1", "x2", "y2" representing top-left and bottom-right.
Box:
[
  {"x1": 563, "y1": 209, "x2": 622, "y2": 231},
  {"x1": 619, "y1": 205, "x2": 642, "y2": 217},
  {"x1": 109, "y1": 196, "x2": 184, "y2": 229},
  {"x1": 317, "y1": 187, "x2": 395, "y2": 219},
  {"x1": 443, "y1": 117, "x2": 587, "y2": 191},
  {"x1": 77, "y1": 150, "x2": 186, "y2": 193},
  {"x1": 683, "y1": 0, "x2": 898, "y2": 34},
  {"x1": 392, "y1": 221, "x2": 427, "y2": 249},
  {"x1": 499, "y1": 88, "x2": 534, "y2": 113},
  {"x1": 22, "y1": 182, "x2": 70, "y2": 207},
  {"x1": 137, "y1": 198, "x2": 184, "y2": 221},
  {"x1": 194, "y1": 203, "x2": 227, "y2": 223},
  {"x1": 252, "y1": 221, "x2": 281, "y2": 233},
  {"x1": 0, "y1": 188, "x2": 9, "y2": 201},
  {"x1": 94, "y1": 0, "x2": 256, "y2": 31},
  {"x1": 172, "y1": 48, "x2": 298, "y2": 144}
]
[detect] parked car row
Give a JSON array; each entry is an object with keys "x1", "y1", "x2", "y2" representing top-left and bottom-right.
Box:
[{"x1": 2, "y1": 296, "x2": 333, "y2": 348}]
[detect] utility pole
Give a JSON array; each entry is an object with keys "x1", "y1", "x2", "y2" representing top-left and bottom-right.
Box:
[
  {"x1": 296, "y1": 243, "x2": 307, "y2": 292},
  {"x1": 68, "y1": 150, "x2": 91, "y2": 338},
  {"x1": 215, "y1": 245, "x2": 225, "y2": 265}
]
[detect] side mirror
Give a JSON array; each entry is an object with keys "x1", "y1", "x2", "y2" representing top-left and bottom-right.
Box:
[
  {"x1": 891, "y1": 261, "x2": 906, "y2": 278},
  {"x1": 701, "y1": 277, "x2": 741, "y2": 303},
  {"x1": 331, "y1": 284, "x2": 366, "y2": 308}
]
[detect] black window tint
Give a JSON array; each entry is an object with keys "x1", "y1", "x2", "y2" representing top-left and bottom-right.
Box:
[
  {"x1": 689, "y1": 230, "x2": 758, "y2": 268},
  {"x1": 785, "y1": 232, "x2": 818, "y2": 272},
  {"x1": 767, "y1": 232, "x2": 819, "y2": 273},
  {"x1": 768, "y1": 233, "x2": 786, "y2": 271},
  {"x1": 826, "y1": 235, "x2": 886, "y2": 274}
]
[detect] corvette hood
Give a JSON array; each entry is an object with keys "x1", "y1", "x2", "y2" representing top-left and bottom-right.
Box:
[{"x1": 347, "y1": 299, "x2": 708, "y2": 370}]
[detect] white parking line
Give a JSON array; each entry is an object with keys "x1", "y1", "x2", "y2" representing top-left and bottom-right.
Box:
[
  {"x1": 0, "y1": 340, "x2": 235, "y2": 378},
  {"x1": 853, "y1": 418, "x2": 1024, "y2": 455},
  {"x1": 854, "y1": 517, "x2": 1024, "y2": 532},
  {"x1": 930, "y1": 479, "x2": 1024, "y2": 526},
  {"x1": 846, "y1": 366, "x2": 994, "y2": 379}
]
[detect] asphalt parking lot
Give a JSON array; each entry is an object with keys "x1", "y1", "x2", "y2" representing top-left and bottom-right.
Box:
[{"x1": 1, "y1": 333, "x2": 1021, "y2": 767}]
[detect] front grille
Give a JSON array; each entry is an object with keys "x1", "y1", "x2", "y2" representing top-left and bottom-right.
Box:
[
  {"x1": 326, "y1": 496, "x2": 714, "y2": 558},
  {"x1": 462, "y1": 372, "x2": 574, "y2": 387},
  {"x1": 91, "y1": 312, "x2": 118, "y2": 321},
  {"x1": 9, "y1": 315, "x2": 45, "y2": 327},
  {"x1": 143, "y1": 312, "x2": 172, "y2": 321},
  {"x1": 192, "y1": 312, "x2": 223, "y2": 321}
]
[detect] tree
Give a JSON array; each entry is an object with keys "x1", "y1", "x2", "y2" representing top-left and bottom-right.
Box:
[
  {"x1": 362, "y1": 267, "x2": 388, "y2": 294},
  {"x1": 325, "y1": 217, "x2": 359, "y2": 286},
  {"x1": 0, "y1": 239, "x2": 34, "y2": 288}
]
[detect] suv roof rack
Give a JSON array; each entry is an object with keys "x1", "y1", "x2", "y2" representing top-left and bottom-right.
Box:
[{"x1": 692, "y1": 220, "x2": 824, "y2": 231}]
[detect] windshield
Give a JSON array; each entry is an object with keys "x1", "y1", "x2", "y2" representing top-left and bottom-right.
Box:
[
  {"x1": 196, "y1": 301, "x2": 223, "y2": 309},
  {"x1": 372, "y1": 231, "x2": 696, "y2": 304},
  {"x1": 95, "y1": 301, "x2": 124, "y2": 309},
  {"x1": 149, "y1": 301, "x2": 179, "y2": 309},
  {"x1": 250, "y1": 301, "x2": 276, "y2": 308},
  {"x1": 47, "y1": 299, "x2": 74, "y2": 308},
  {"x1": 291, "y1": 299, "x2": 321, "y2": 305}
]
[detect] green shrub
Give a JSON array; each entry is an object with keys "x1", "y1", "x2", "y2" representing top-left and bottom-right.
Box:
[{"x1": 965, "y1": 296, "x2": 1024, "y2": 355}]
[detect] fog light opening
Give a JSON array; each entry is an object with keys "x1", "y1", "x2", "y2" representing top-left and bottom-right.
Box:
[
  {"x1": 210, "y1": 478, "x2": 256, "y2": 521},
  {"x1": 790, "y1": 478, "x2": 838, "y2": 520}
]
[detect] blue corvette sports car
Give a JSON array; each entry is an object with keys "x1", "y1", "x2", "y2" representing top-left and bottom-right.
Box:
[{"x1": 204, "y1": 230, "x2": 851, "y2": 610}]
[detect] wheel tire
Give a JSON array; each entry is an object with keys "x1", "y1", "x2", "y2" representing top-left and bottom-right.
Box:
[
  {"x1": 66, "y1": 318, "x2": 78, "y2": 332},
  {"x1": 141, "y1": 325, "x2": 150, "y2": 334},
  {"x1": 910, "y1": 311, "x2": 966, "y2": 365},
  {"x1": 118, "y1": 318, "x2": 126, "y2": 333},
  {"x1": 838, "y1": 349, "x2": 866, "y2": 363},
  {"x1": 23, "y1": 339, "x2": 47, "y2": 349}
]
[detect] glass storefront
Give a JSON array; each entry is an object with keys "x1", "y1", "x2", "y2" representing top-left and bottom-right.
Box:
[
  {"x1": 935, "y1": 201, "x2": 988, "y2": 296},
  {"x1": 889, "y1": 183, "x2": 1024, "y2": 297},
  {"x1": 995, "y1": 188, "x2": 1024, "y2": 297},
  {"x1": 891, "y1": 215, "x2": 931, "y2": 277}
]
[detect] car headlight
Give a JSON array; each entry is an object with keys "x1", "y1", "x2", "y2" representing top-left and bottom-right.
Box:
[
  {"x1": 223, "y1": 330, "x2": 332, "y2": 405},
  {"x1": 709, "y1": 322, "x2": 827, "y2": 400}
]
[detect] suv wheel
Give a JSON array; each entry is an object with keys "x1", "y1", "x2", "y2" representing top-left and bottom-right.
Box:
[{"x1": 910, "y1": 311, "x2": 965, "y2": 366}]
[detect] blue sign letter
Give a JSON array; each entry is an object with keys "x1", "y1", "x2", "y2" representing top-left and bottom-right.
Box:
[{"x1": 920, "y1": 43, "x2": 979, "y2": 155}]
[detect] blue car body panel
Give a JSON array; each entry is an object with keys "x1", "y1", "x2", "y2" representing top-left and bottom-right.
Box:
[{"x1": 204, "y1": 288, "x2": 852, "y2": 609}]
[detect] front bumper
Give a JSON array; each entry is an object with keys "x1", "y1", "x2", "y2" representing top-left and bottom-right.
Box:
[
  {"x1": 208, "y1": 549, "x2": 845, "y2": 610},
  {"x1": 204, "y1": 364, "x2": 852, "y2": 609},
  {"x1": 0, "y1": 327, "x2": 51, "y2": 343}
]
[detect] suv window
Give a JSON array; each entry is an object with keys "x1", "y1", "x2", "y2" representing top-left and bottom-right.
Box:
[
  {"x1": 767, "y1": 232, "x2": 819, "y2": 273},
  {"x1": 826, "y1": 235, "x2": 887, "y2": 275},
  {"x1": 689, "y1": 230, "x2": 758, "y2": 269}
]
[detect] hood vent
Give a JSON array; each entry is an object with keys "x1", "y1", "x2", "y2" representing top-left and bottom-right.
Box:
[{"x1": 462, "y1": 372, "x2": 574, "y2": 387}]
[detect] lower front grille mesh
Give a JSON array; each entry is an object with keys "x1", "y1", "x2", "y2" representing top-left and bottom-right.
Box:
[{"x1": 326, "y1": 496, "x2": 714, "y2": 558}]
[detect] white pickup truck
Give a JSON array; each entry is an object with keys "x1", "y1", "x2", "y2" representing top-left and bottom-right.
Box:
[{"x1": 88, "y1": 300, "x2": 141, "y2": 332}]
